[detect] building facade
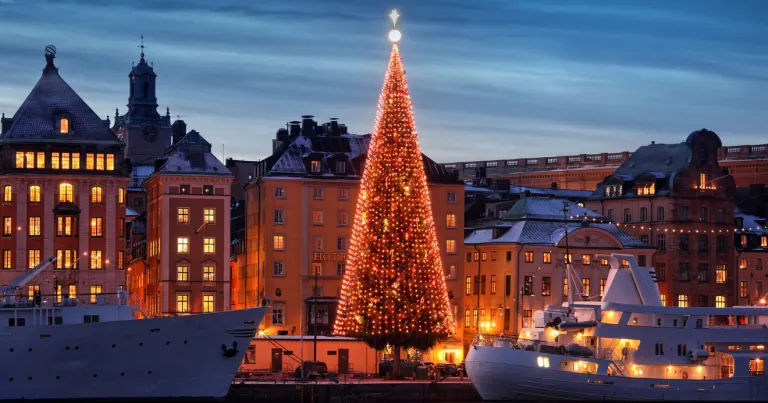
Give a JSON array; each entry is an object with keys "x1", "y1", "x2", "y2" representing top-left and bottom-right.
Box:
[
  {"x1": 462, "y1": 197, "x2": 653, "y2": 350},
  {"x1": 128, "y1": 131, "x2": 233, "y2": 316},
  {"x1": 240, "y1": 116, "x2": 466, "y2": 357},
  {"x1": 585, "y1": 129, "x2": 737, "y2": 309},
  {"x1": 0, "y1": 47, "x2": 130, "y2": 302},
  {"x1": 735, "y1": 212, "x2": 768, "y2": 306},
  {"x1": 441, "y1": 142, "x2": 768, "y2": 190}
]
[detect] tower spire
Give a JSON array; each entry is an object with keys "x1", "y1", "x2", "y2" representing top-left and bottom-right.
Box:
[{"x1": 139, "y1": 35, "x2": 146, "y2": 61}]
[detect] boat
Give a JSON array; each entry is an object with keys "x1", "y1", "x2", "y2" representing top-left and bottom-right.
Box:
[
  {"x1": 0, "y1": 256, "x2": 268, "y2": 401},
  {"x1": 465, "y1": 253, "x2": 768, "y2": 401}
]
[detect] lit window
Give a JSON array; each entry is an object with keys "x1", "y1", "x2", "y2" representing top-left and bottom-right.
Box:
[
  {"x1": 446, "y1": 239, "x2": 456, "y2": 254},
  {"x1": 29, "y1": 185, "x2": 41, "y2": 203},
  {"x1": 715, "y1": 296, "x2": 726, "y2": 308},
  {"x1": 55, "y1": 249, "x2": 77, "y2": 269},
  {"x1": 203, "y1": 295, "x2": 214, "y2": 313},
  {"x1": 90, "y1": 285, "x2": 102, "y2": 304},
  {"x1": 106, "y1": 154, "x2": 115, "y2": 171},
  {"x1": 203, "y1": 238, "x2": 215, "y2": 253},
  {"x1": 25, "y1": 152, "x2": 34, "y2": 169},
  {"x1": 36, "y1": 152, "x2": 45, "y2": 169},
  {"x1": 177, "y1": 208, "x2": 189, "y2": 224},
  {"x1": 203, "y1": 265, "x2": 215, "y2": 281},
  {"x1": 565, "y1": 254, "x2": 573, "y2": 264},
  {"x1": 117, "y1": 251, "x2": 124, "y2": 269},
  {"x1": 312, "y1": 262, "x2": 322, "y2": 276},
  {"x1": 52, "y1": 152, "x2": 60, "y2": 169},
  {"x1": 273, "y1": 235, "x2": 285, "y2": 250},
  {"x1": 3, "y1": 250, "x2": 11, "y2": 269},
  {"x1": 543, "y1": 252, "x2": 551, "y2": 263},
  {"x1": 465, "y1": 277, "x2": 471, "y2": 295},
  {"x1": 310, "y1": 160, "x2": 321, "y2": 173},
  {"x1": 3, "y1": 185, "x2": 11, "y2": 202},
  {"x1": 58, "y1": 183, "x2": 73, "y2": 203},
  {"x1": 716, "y1": 265, "x2": 727, "y2": 284},
  {"x1": 72, "y1": 153, "x2": 80, "y2": 169},
  {"x1": 660, "y1": 294, "x2": 666, "y2": 306},
  {"x1": 203, "y1": 208, "x2": 215, "y2": 224},
  {"x1": 2, "y1": 217, "x2": 10, "y2": 236},
  {"x1": 740, "y1": 258, "x2": 748, "y2": 269},
  {"x1": 28, "y1": 249, "x2": 41, "y2": 269},
  {"x1": 312, "y1": 210, "x2": 323, "y2": 225},
  {"x1": 525, "y1": 251, "x2": 533, "y2": 263},
  {"x1": 678, "y1": 294, "x2": 689, "y2": 308},
  {"x1": 582, "y1": 255, "x2": 591, "y2": 265},
  {"x1": 537, "y1": 356, "x2": 550, "y2": 368},
  {"x1": 60, "y1": 118, "x2": 69, "y2": 134},
  {"x1": 762, "y1": 236, "x2": 768, "y2": 248},
  {"x1": 177, "y1": 265, "x2": 188, "y2": 282},
  {"x1": 96, "y1": 154, "x2": 105, "y2": 171},
  {"x1": 68, "y1": 285, "x2": 76, "y2": 299},
  {"x1": 446, "y1": 213, "x2": 456, "y2": 228},
  {"x1": 27, "y1": 285, "x2": 39, "y2": 300},
  {"x1": 177, "y1": 237, "x2": 189, "y2": 253},
  {"x1": 119, "y1": 218, "x2": 125, "y2": 237},
  {"x1": 91, "y1": 186, "x2": 103, "y2": 203},
  {"x1": 15, "y1": 152, "x2": 24, "y2": 168},
  {"x1": 176, "y1": 294, "x2": 189, "y2": 314},
  {"x1": 90, "y1": 250, "x2": 103, "y2": 270},
  {"x1": 86, "y1": 153, "x2": 94, "y2": 170},
  {"x1": 118, "y1": 188, "x2": 125, "y2": 204},
  {"x1": 61, "y1": 153, "x2": 70, "y2": 170},
  {"x1": 90, "y1": 217, "x2": 103, "y2": 237},
  {"x1": 28, "y1": 216, "x2": 41, "y2": 236},
  {"x1": 57, "y1": 216, "x2": 76, "y2": 236}
]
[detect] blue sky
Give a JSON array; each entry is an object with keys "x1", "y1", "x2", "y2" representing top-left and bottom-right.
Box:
[{"x1": 0, "y1": 0, "x2": 766, "y2": 163}]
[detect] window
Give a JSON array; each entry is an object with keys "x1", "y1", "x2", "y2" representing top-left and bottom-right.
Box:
[
  {"x1": 90, "y1": 217, "x2": 103, "y2": 237},
  {"x1": 607, "y1": 209, "x2": 614, "y2": 222},
  {"x1": 3, "y1": 217, "x2": 11, "y2": 236},
  {"x1": 699, "y1": 295, "x2": 709, "y2": 307},
  {"x1": 337, "y1": 237, "x2": 347, "y2": 251},
  {"x1": 15, "y1": 152, "x2": 24, "y2": 168},
  {"x1": 56, "y1": 216, "x2": 76, "y2": 236},
  {"x1": 28, "y1": 216, "x2": 41, "y2": 236},
  {"x1": 523, "y1": 276, "x2": 533, "y2": 295},
  {"x1": 313, "y1": 236, "x2": 323, "y2": 251},
  {"x1": 564, "y1": 253, "x2": 572, "y2": 264},
  {"x1": 274, "y1": 187, "x2": 285, "y2": 198},
  {"x1": 25, "y1": 152, "x2": 34, "y2": 169},
  {"x1": 203, "y1": 295, "x2": 215, "y2": 313},
  {"x1": 176, "y1": 294, "x2": 189, "y2": 314},
  {"x1": 55, "y1": 249, "x2": 77, "y2": 269},
  {"x1": 542, "y1": 277, "x2": 551, "y2": 296},
  {"x1": 177, "y1": 265, "x2": 189, "y2": 281},
  {"x1": 759, "y1": 259, "x2": 764, "y2": 271},
  {"x1": 505, "y1": 275, "x2": 511, "y2": 296},
  {"x1": 90, "y1": 250, "x2": 103, "y2": 270},
  {"x1": 58, "y1": 183, "x2": 73, "y2": 202},
  {"x1": 716, "y1": 235, "x2": 726, "y2": 253},
  {"x1": 656, "y1": 206, "x2": 665, "y2": 221},
  {"x1": 699, "y1": 173, "x2": 708, "y2": 190},
  {"x1": 447, "y1": 192, "x2": 457, "y2": 203},
  {"x1": 678, "y1": 234, "x2": 689, "y2": 251},
  {"x1": 2, "y1": 250, "x2": 10, "y2": 269},
  {"x1": 177, "y1": 237, "x2": 189, "y2": 253},
  {"x1": 117, "y1": 251, "x2": 124, "y2": 269},
  {"x1": 338, "y1": 211, "x2": 348, "y2": 226},
  {"x1": 106, "y1": 154, "x2": 115, "y2": 171},
  {"x1": 600, "y1": 278, "x2": 607, "y2": 297},
  {"x1": 446, "y1": 264, "x2": 456, "y2": 280},
  {"x1": 739, "y1": 257, "x2": 747, "y2": 269},
  {"x1": 203, "y1": 238, "x2": 215, "y2": 253},
  {"x1": 446, "y1": 213, "x2": 456, "y2": 228},
  {"x1": 203, "y1": 265, "x2": 215, "y2": 281},
  {"x1": 28, "y1": 185, "x2": 41, "y2": 203},
  {"x1": 543, "y1": 252, "x2": 551, "y2": 263},
  {"x1": 638, "y1": 183, "x2": 655, "y2": 196},
  {"x1": 716, "y1": 265, "x2": 727, "y2": 284},
  {"x1": 465, "y1": 276, "x2": 471, "y2": 295},
  {"x1": 60, "y1": 117, "x2": 69, "y2": 133},
  {"x1": 203, "y1": 208, "x2": 215, "y2": 224},
  {"x1": 310, "y1": 160, "x2": 321, "y2": 173},
  {"x1": 312, "y1": 188, "x2": 323, "y2": 199},
  {"x1": 582, "y1": 278, "x2": 591, "y2": 298},
  {"x1": 2, "y1": 185, "x2": 10, "y2": 202},
  {"x1": 699, "y1": 207, "x2": 708, "y2": 222},
  {"x1": 312, "y1": 263, "x2": 322, "y2": 276},
  {"x1": 118, "y1": 187, "x2": 125, "y2": 204},
  {"x1": 273, "y1": 209, "x2": 284, "y2": 224},
  {"x1": 740, "y1": 281, "x2": 748, "y2": 298},
  {"x1": 473, "y1": 308, "x2": 479, "y2": 327},
  {"x1": 338, "y1": 188, "x2": 349, "y2": 200},
  {"x1": 697, "y1": 263, "x2": 708, "y2": 282},
  {"x1": 491, "y1": 275, "x2": 497, "y2": 294},
  {"x1": 446, "y1": 239, "x2": 456, "y2": 254},
  {"x1": 37, "y1": 152, "x2": 48, "y2": 168},
  {"x1": 491, "y1": 251, "x2": 497, "y2": 261},
  {"x1": 657, "y1": 234, "x2": 666, "y2": 251},
  {"x1": 582, "y1": 254, "x2": 591, "y2": 265},
  {"x1": 679, "y1": 263, "x2": 690, "y2": 282},
  {"x1": 678, "y1": 294, "x2": 689, "y2": 307},
  {"x1": 273, "y1": 261, "x2": 285, "y2": 276},
  {"x1": 563, "y1": 278, "x2": 568, "y2": 297},
  {"x1": 28, "y1": 249, "x2": 41, "y2": 269},
  {"x1": 85, "y1": 153, "x2": 94, "y2": 170},
  {"x1": 660, "y1": 294, "x2": 666, "y2": 306},
  {"x1": 638, "y1": 255, "x2": 646, "y2": 266},
  {"x1": 312, "y1": 210, "x2": 324, "y2": 225},
  {"x1": 698, "y1": 234, "x2": 709, "y2": 252},
  {"x1": 524, "y1": 251, "x2": 533, "y2": 263},
  {"x1": 90, "y1": 285, "x2": 102, "y2": 304},
  {"x1": 464, "y1": 309, "x2": 471, "y2": 327},
  {"x1": 96, "y1": 154, "x2": 104, "y2": 171},
  {"x1": 624, "y1": 208, "x2": 631, "y2": 223},
  {"x1": 203, "y1": 185, "x2": 213, "y2": 195},
  {"x1": 715, "y1": 296, "x2": 726, "y2": 308},
  {"x1": 680, "y1": 206, "x2": 689, "y2": 220},
  {"x1": 640, "y1": 207, "x2": 648, "y2": 222},
  {"x1": 741, "y1": 235, "x2": 748, "y2": 246},
  {"x1": 179, "y1": 184, "x2": 190, "y2": 194},
  {"x1": 655, "y1": 263, "x2": 666, "y2": 281},
  {"x1": 337, "y1": 262, "x2": 346, "y2": 277},
  {"x1": 273, "y1": 235, "x2": 285, "y2": 250}
]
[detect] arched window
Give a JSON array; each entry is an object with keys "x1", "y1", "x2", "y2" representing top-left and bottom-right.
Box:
[
  {"x1": 29, "y1": 185, "x2": 41, "y2": 203},
  {"x1": 91, "y1": 186, "x2": 103, "y2": 204},
  {"x1": 3, "y1": 185, "x2": 11, "y2": 202},
  {"x1": 60, "y1": 117, "x2": 69, "y2": 134},
  {"x1": 118, "y1": 187, "x2": 125, "y2": 204},
  {"x1": 59, "y1": 183, "x2": 73, "y2": 203}
]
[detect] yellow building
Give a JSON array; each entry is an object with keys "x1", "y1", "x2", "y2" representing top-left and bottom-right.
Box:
[{"x1": 240, "y1": 116, "x2": 465, "y2": 363}]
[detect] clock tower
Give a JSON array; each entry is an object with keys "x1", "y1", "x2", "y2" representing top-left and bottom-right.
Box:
[{"x1": 114, "y1": 36, "x2": 172, "y2": 165}]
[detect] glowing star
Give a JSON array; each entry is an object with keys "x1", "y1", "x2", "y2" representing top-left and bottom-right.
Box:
[
  {"x1": 388, "y1": 9, "x2": 402, "y2": 43},
  {"x1": 389, "y1": 9, "x2": 400, "y2": 27}
]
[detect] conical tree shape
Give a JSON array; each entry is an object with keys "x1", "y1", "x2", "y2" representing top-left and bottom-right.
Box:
[{"x1": 334, "y1": 42, "x2": 455, "y2": 353}]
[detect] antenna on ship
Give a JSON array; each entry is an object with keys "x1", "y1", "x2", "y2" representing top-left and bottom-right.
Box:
[{"x1": 561, "y1": 201, "x2": 574, "y2": 307}]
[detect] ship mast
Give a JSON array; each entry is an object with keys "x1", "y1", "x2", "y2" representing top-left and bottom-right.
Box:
[{"x1": 561, "y1": 201, "x2": 574, "y2": 307}]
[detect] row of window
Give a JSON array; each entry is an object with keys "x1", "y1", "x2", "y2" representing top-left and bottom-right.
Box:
[
  {"x1": 177, "y1": 237, "x2": 216, "y2": 254},
  {"x1": 739, "y1": 257, "x2": 765, "y2": 270},
  {"x1": 463, "y1": 274, "x2": 609, "y2": 299},
  {"x1": 27, "y1": 284, "x2": 107, "y2": 304},
  {"x1": 607, "y1": 206, "x2": 727, "y2": 224},
  {"x1": 176, "y1": 264, "x2": 216, "y2": 282},
  {"x1": 672, "y1": 294, "x2": 726, "y2": 308},
  {"x1": 2, "y1": 250, "x2": 123, "y2": 270},
  {"x1": 176, "y1": 293, "x2": 216, "y2": 314},
  {"x1": 463, "y1": 307, "x2": 508, "y2": 328},
  {"x1": 14, "y1": 151, "x2": 117, "y2": 171},
  {"x1": 270, "y1": 186, "x2": 459, "y2": 204},
  {"x1": 653, "y1": 263, "x2": 728, "y2": 284},
  {"x1": 1, "y1": 184, "x2": 125, "y2": 204},
  {"x1": 2, "y1": 216, "x2": 125, "y2": 238},
  {"x1": 739, "y1": 280, "x2": 764, "y2": 299},
  {"x1": 177, "y1": 208, "x2": 216, "y2": 224},
  {"x1": 739, "y1": 234, "x2": 768, "y2": 248}
]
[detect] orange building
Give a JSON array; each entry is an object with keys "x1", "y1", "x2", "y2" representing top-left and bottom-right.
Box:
[
  {"x1": 463, "y1": 197, "x2": 653, "y2": 350},
  {"x1": 128, "y1": 131, "x2": 233, "y2": 315},
  {"x1": 0, "y1": 47, "x2": 130, "y2": 302},
  {"x1": 239, "y1": 116, "x2": 465, "y2": 362},
  {"x1": 735, "y1": 212, "x2": 768, "y2": 305},
  {"x1": 442, "y1": 142, "x2": 768, "y2": 190}
]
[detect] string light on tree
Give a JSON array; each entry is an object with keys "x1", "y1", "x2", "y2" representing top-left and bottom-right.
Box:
[{"x1": 333, "y1": 9, "x2": 454, "y2": 377}]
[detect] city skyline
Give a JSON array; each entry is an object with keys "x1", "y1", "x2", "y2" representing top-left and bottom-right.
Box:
[{"x1": 0, "y1": 0, "x2": 766, "y2": 163}]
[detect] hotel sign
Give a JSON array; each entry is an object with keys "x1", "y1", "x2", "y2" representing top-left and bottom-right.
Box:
[{"x1": 313, "y1": 252, "x2": 347, "y2": 261}]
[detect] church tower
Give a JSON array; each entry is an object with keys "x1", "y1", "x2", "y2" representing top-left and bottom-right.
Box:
[{"x1": 113, "y1": 36, "x2": 172, "y2": 166}]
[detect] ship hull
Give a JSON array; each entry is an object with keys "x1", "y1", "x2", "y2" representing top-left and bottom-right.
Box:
[
  {"x1": 465, "y1": 345, "x2": 768, "y2": 401},
  {"x1": 0, "y1": 307, "x2": 267, "y2": 401}
]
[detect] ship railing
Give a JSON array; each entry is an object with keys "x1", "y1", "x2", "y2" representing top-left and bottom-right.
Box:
[
  {"x1": 2, "y1": 292, "x2": 128, "y2": 309},
  {"x1": 471, "y1": 334, "x2": 597, "y2": 358}
]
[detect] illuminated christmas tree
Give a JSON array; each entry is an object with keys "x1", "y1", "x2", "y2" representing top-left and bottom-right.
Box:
[{"x1": 334, "y1": 10, "x2": 455, "y2": 375}]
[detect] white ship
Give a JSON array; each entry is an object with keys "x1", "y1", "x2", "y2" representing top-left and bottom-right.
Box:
[
  {"x1": 0, "y1": 256, "x2": 268, "y2": 401},
  {"x1": 465, "y1": 253, "x2": 768, "y2": 401}
]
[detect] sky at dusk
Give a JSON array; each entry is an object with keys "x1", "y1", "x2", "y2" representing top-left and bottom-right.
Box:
[{"x1": 0, "y1": 0, "x2": 766, "y2": 163}]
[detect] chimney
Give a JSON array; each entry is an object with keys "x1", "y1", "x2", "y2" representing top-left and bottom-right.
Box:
[
  {"x1": 301, "y1": 115, "x2": 315, "y2": 136},
  {"x1": 329, "y1": 118, "x2": 339, "y2": 136},
  {"x1": 288, "y1": 121, "x2": 301, "y2": 137},
  {"x1": 171, "y1": 120, "x2": 187, "y2": 144},
  {"x1": 551, "y1": 181, "x2": 558, "y2": 190},
  {"x1": 1, "y1": 114, "x2": 12, "y2": 134}
]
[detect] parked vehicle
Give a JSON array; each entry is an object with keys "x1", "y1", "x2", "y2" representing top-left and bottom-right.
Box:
[
  {"x1": 437, "y1": 363, "x2": 458, "y2": 377},
  {"x1": 295, "y1": 361, "x2": 329, "y2": 379}
]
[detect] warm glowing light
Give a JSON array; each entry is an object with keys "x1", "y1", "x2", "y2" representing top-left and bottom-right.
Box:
[
  {"x1": 257, "y1": 329, "x2": 265, "y2": 336},
  {"x1": 697, "y1": 365, "x2": 703, "y2": 373},
  {"x1": 760, "y1": 298, "x2": 766, "y2": 305},
  {"x1": 389, "y1": 9, "x2": 400, "y2": 27},
  {"x1": 389, "y1": 29, "x2": 402, "y2": 43}
]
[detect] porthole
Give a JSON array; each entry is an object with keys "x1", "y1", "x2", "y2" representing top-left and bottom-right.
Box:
[
  {"x1": 166, "y1": 341, "x2": 170, "y2": 345},
  {"x1": 65, "y1": 346, "x2": 70, "y2": 351},
  {"x1": 56, "y1": 376, "x2": 60, "y2": 380},
  {"x1": 139, "y1": 342, "x2": 144, "y2": 347},
  {"x1": 184, "y1": 340, "x2": 188, "y2": 344},
  {"x1": 27, "y1": 377, "x2": 32, "y2": 381},
  {"x1": 120, "y1": 373, "x2": 125, "y2": 376},
  {"x1": 93, "y1": 374, "x2": 97, "y2": 378},
  {"x1": 147, "y1": 371, "x2": 152, "y2": 375},
  {"x1": 9, "y1": 348, "x2": 13, "y2": 352},
  {"x1": 74, "y1": 346, "x2": 79, "y2": 350},
  {"x1": 112, "y1": 344, "x2": 116, "y2": 348},
  {"x1": 8, "y1": 378, "x2": 12, "y2": 382},
  {"x1": 28, "y1": 348, "x2": 32, "y2": 352}
]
